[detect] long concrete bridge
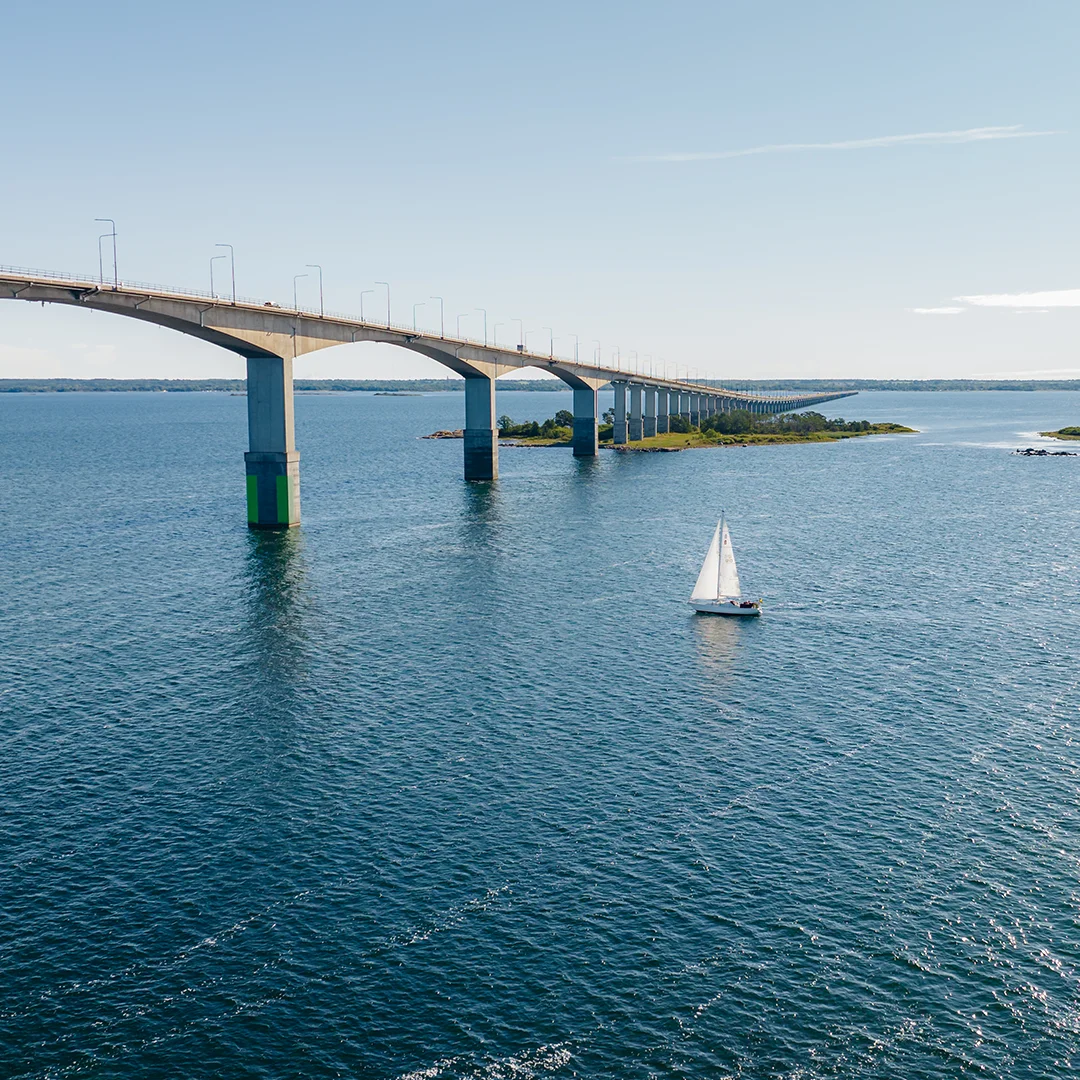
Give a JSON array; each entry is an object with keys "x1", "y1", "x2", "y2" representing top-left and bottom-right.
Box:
[{"x1": 1, "y1": 266, "x2": 854, "y2": 528}]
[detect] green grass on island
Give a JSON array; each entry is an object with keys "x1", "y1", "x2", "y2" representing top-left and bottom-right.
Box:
[
  {"x1": 1040, "y1": 426, "x2": 1080, "y2": 440},
  {"x1": 495, "y1": 409, "x2": 916, "y2": 448}
]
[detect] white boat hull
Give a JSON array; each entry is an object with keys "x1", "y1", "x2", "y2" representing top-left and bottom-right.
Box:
[{"x1": 690, "y1": 599, "x2": 761, "y2": 617}]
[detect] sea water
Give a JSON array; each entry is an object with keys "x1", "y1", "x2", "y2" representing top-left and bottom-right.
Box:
[{"x1": 2, "y1": 389, "x2": 1079, "y2": 1078}]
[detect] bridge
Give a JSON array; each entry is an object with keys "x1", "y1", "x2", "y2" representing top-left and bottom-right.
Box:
[{"x1": 1, "y1": 265, "x2": 855, "y2": 528}]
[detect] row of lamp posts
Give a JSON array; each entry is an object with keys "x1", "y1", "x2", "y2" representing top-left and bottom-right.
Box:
[{"x1": 93, "y1": 219, "x2": 731, "y2": 396}]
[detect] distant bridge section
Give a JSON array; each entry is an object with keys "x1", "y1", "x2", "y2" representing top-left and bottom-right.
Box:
[{"x1": 0, "y1": 266, "x2": 854, "y2": 528}]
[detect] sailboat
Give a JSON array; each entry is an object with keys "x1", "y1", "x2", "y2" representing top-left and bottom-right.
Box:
[{"x1": 689, "y1": 515, "x2": 762, "y2": 616}]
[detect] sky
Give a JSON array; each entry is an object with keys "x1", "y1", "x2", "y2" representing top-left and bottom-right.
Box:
[{"x1": 1, "y1": 0, "x2": 1078, "y2": 382}]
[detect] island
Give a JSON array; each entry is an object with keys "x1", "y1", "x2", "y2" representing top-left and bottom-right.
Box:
[
  {"x1": 425, "y1": 410, "x2": 916, "y2": 448},
  {"x1": 1039, "y1": 426, "x2": 1080, "y2": 440}
]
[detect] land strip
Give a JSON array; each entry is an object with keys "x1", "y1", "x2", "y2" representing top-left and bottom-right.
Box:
[{"x1": 6, "y1": 378, "x2": 1080, "y2": 394}]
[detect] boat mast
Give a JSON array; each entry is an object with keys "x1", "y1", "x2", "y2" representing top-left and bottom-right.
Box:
[{"x1": 717, "y1": 511, "x2": 724, "y2": 599}]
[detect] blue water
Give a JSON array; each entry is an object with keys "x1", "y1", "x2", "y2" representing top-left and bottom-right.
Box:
[{"x1": 2, "y1": 389, "x2": 1080, "y2": 1078}]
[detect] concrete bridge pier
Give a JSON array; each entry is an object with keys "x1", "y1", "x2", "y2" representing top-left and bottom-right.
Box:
[
  {"x1": 613, "y1": 382, "x2": 628, "y2": 444},
  {"x1": 464, "y1": 374, "x2": 498, "y2": 480},
  {"x1": 572, "y1": 386, "x2": 599, "y2": 457},
  {"x1": 245, "y1": 355, "x2": 301, "y2": 529},
  {"x1": 690, "y1": 394, "x2": 701, "y2": 428},
  {"x1": 656, "y1": 389, "x2": 669, "y2": 434},
  {"x1": 629, "y1": 384, "x2": 644, "y2": 441},
  {"x1": 643, "y1": 386, "x2": 657, "y2": 437},
  {"x1": 679, "y1": 394, "x2": 692, "y2": 427}
]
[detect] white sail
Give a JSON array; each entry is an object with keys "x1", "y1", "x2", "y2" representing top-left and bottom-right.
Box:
[
  {"x1": 690, "y1": 521, "x2": 722, "y2": 602},
  {"x1": 718, "y1": 522, "x2": 741, "y2": 598}
]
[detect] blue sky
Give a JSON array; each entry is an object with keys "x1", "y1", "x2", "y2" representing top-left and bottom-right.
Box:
[{"x1": 1, "y1": 1, "x2": 1078, "y2": 380}]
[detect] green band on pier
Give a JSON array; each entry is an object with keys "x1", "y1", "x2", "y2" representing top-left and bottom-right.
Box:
[{"x1": 276, "y1": 474, "x2": 290, "y2": 524}]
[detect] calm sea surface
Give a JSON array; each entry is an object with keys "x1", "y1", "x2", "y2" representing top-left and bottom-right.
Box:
[{"x1": 2, "y1": 389, "x2": 1080, "y2": 1079}]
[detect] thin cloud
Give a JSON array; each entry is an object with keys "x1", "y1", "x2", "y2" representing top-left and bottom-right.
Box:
[
  {"x1": 911, "y1": 306, "x2": 965, "y2": 315},
  {"x1": 956, "y1": 289, "x2": 1080, "y2": 308},
  {"x1": 628, "y1": 125, "x2": 1061, "y2": 163}
]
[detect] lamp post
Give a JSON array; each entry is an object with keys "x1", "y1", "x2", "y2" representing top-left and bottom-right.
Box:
[
  {"x1": 96, "y1": 231, "x2": 111, "y2": 285},
  {"x1": 210, "y1": 254, "x2": 226, "y2": 299},
  {"x1": 613, "y1": 346, "x2": 621, "y2": 371},
  {"x1": 592, "y1": 339, "x2": 601, "y2": 364},
  {"x1": 376, "y1": 282, "x2": 390, "y2": 327},
  {"x1": 412, "y1": 301, "x2": 425, "y2": 331},
  {"x1": 475, "y1": 307, "x2": 488, "y2": 346},
  {"x1": 513, "y1": 318, "x2": 524, "y2": 351},
  {"x1": 430, "y1": 296, "x2": 444, "y2": 337},
  {"x1": 94, "y1": 218, "x2": 117, "y2": 288},
  {"x1": 293, "y1": 273, "x2": 308, "y2": 311},
  {"x1": 215, "y1": 244, "x2": 236, "y2": 303},
  {"x1": 306, "y1": 264, "x2": 323, "y2": 317},
  {"x1": 629, "y1": 350, "x2": 638, "y2": 374},
  {"x1": 360, "y1": 289, "x2": 374, "y2": 321},
  {"x1": 569, "y1": 334, "x2": 579, "y2": 362},
  {"x1": 543, "y1": 326, "x2": 553, "y2": 359},
  {"x1": 456, "y1": 313, "x2": 469, "y2": 337},
  {"x1": 492, "y1": 322, "x2": 503, "y2": 346}
]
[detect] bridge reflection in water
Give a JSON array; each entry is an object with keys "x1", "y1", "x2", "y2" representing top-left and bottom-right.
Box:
[{"x1": 0, "y1": 266, "x2": 854, "y2": 528}]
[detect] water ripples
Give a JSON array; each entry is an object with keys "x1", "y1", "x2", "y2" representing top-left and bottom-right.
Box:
[{"x1": 3, "y1": 390, "x2": 1080, "y2": 1077}]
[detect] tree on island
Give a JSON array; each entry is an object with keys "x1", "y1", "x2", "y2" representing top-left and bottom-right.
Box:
[{"x1": 498, "y1": 413, "x2": 572, "y2": 438}]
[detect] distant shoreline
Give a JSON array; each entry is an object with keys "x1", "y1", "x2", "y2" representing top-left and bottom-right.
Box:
[{"x1": 5, "y1": 378, "x2": 1080, "y2": 394}]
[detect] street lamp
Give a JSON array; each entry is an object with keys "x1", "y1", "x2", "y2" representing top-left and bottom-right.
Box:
[
  {"x1": 430, "y1": 296, "x2": 444, "y2": 337},
  {"x1": 569, "y1": 334, "x2": 579, "y2": 362},
  {"x1": 306, "y1": 264, "x2": 324, "y2": 317},
  {"x1": 94, "y1": 218, "x2": 117, "y2": 288},
  {"x1": 475, "y1": 307, "x2": 488, "y2": 346},
  {"x1": 293, "y1": 273, "x2": 308, "y2": 311},
  {"x1": 210, "y1": 254, "x2": 226, "y2": 298},
  {"x1": 629, "y1": 350, "x2": 638, "y2": 374},
  {"x1": 492, "y1": 322, "x2": 503, "y2": 347},
  {"x1": 543, "y1": 326, "x2": 553, "y2": 359},
  {"x1": 613, "y1": 346, "x2": 621, "y2": 371},
  {"x1": 513, "y1": 318, "x2": 525, "y2": 351},
  {"x1": 412, "y1": 301, "x2": 425, "y2": 331},
  {"x1": 456, "y1": 313, "x2": 469, "y2": 337},
  {"x1": 215, "y1": 243, "x2": 236, "y2": 303},
  {"x1": 376, "y1": 282, "x2": 391, "y2": 327},
  {"x1": 360, "y1": 289, "x2": 374, "y2": 321},
  {"x1": 96, "y1": 230, "x2": 111, "y2": 285},
  {"x1": 592, "y1": 340, "x2": 601, "y2": 364}
]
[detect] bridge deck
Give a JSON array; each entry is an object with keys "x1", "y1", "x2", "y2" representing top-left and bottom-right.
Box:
[{"x1": 0, "y1": 264, "x2": 854, "y2": 410}]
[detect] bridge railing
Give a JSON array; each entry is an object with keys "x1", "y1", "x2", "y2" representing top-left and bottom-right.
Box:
[
  {"x1": 0, "y1": 263, "x2": 854, "y2": 405},
  {"x1": 0, "y1": 261, "x2": 519, "y2": 353}
]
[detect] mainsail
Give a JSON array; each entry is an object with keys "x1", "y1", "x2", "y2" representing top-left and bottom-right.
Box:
[
  {"x1": 690, "y1": 521, "x2": 722, "y2": 602},
  {"x1": 718, "y1": 522, "x2": 741, "y2": 598}
]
